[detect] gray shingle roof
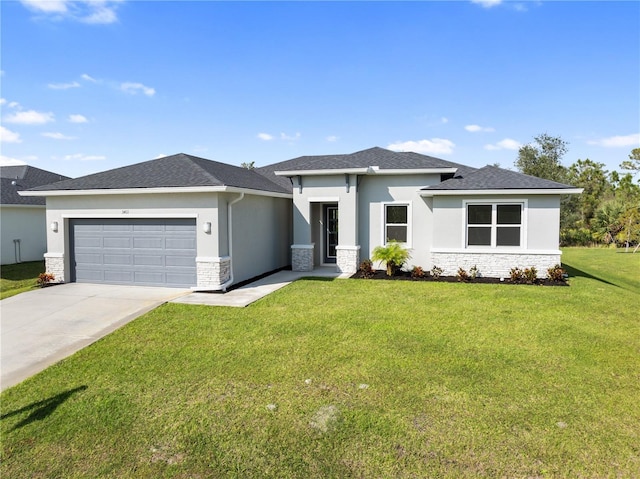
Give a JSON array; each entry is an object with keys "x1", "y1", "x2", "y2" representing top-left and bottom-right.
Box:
[
  {"x1": 1, "y1": 166, "x2": 70, "y2": 205},
  {"x1": 27, "y1": 153, "x2": 291, "y2": 195},
  {"x1": 256, "y1": 147, "x2": 474, "y2": 190},
  {"x1": 422, "y1": 165, "x2": 577, "y2": 191}
]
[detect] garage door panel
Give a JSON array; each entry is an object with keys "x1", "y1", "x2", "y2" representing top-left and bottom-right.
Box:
[
  {"x1": 134, "y1": 237, "x2": 163, "y2": 249},
  {"x1": 75, "y1": 237, "x2": 103, "y2": 248},
  {"x1": 71, "y1": 218, "x2": 196, "y2": 287},
  {"x1": 103, "y1": 237, "x2": 131, "y2": 248},
  {"x1": 134, "y1": 255, "x2": 164, "y2": 266},
  {"x1": 166, "y1": 255, "x2": 195, "y2": 267},
  {"x1": 165, "y1": 238, "x2": 196, "y2": 250},
  {"x1": 103, "y1": 254, "x2": 132, "y2": 265},
  {"x1": 104, "y1": 270, "x2": 135, "y2": 282},
  {"x1": 104, "y1": 224, "x2": 133, "y2": 232}
]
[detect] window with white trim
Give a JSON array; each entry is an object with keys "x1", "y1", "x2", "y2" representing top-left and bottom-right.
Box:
[
  {"x1": 466, "y1": 203, "x2": 523, "y2": 247},
  {"x1": 384, "y1": 204, "x2": 409, "y2": 243}
]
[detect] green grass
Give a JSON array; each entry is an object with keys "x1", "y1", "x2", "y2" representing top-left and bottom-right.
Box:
[
  {"x1": 0, "y1": 260, "x2": 44, "y2": 300},
  {"x1": 1, "y1": 249, "x2": 639, "y2": 478}
]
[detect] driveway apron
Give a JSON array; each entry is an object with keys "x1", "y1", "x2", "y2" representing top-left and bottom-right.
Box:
[{"x1": 0, "y1": 283, "x2": 189, "y2": 391}]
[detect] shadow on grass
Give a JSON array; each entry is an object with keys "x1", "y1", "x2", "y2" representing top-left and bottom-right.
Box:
[
  {"x1": 1, "y1": 385, "x2": 88, "y2": 431},
  {"x1": 0, "y1": 261, "x2": 45, "y2": 281},
  {"x1": 562, "y1": 262, "x2": 619, "y2": 288}
]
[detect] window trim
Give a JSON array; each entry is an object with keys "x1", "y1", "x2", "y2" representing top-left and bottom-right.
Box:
[
  {"x1": 463, "y1": 199, "x2": 527, "y2": 249},
  {"x1": 382, "y1": 201, "x2": 412, "y2": 247}
]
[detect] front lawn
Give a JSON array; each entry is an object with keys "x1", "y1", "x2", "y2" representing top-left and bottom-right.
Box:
[
  {"x1": 0, "y1": 260, "x2": 44, "y2": 300},
  {"x1": 1, "y1": 248, "x2": 638, "y2": 478}
]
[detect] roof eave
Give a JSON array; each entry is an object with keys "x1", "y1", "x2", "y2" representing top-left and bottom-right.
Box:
[
  {"x1": 19, "y1": 185, "x2": 293, "y2": 199},
  {"x1": 420, "y1": 188, "x2": 584, "y2": 197},
  {"x1": 274, "y1": 167, "x2": 457, "y2": 176}
]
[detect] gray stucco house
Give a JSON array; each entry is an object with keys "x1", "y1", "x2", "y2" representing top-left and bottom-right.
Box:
[
  {"x1": 1, "y1": 165, "x2": 69, "y2": 265},
  {"x1": 23, "y1": 147, "x2": 581, "y2": 289}
]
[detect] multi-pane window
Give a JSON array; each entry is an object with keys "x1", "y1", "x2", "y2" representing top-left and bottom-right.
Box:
[
  {"x1": 385, "y1": 204, "x2": 408, "y2": 243},
  {"x1": 467, "y1": 203, "x2": 522, "y2": 247}
]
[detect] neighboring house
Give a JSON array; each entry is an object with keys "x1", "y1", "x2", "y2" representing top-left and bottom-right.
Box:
[
  {"x1": 23, "y1": 147, "x2": 581, "y2": 289},
  {"x1": 1, "y1": 165, "x2": 69, "y2": 265}
]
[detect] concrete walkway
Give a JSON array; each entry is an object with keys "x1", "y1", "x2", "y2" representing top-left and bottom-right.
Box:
[
  {"x1": 1, "y1": 283, "x2": 189, "y2": 391},
  {"x1": 171, "y1": 267, "x2": 347, "y2": 307}
]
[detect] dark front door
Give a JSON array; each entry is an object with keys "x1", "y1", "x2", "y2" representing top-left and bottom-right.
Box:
[{"x1": 323, "y1": 204, "x2": 338, "y2": 264}]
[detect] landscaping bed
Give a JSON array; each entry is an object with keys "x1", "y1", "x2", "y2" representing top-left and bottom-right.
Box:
[{"x1": 350, "y1": 269, "x2": 569, "y2": 286}]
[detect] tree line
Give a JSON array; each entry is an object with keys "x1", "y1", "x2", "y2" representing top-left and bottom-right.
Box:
[{"x1": 515, "y1": 134, "x2": 640, "y2": 249}]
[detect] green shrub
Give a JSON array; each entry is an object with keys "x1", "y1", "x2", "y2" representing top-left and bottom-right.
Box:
[
  {"x1": 510, "y1": 267, "x2": 525, "y2": 283},
  {"x1": 546, "y1": 264, "x2": 567, "y2": 283},
  {"x1": 430, "y1": 265, "x2": 444, "y2": 279},
  {"x1": 456, "y1": 267, "x2": 470, "y2": 282},
  {"x1": 371, "y1": 242, "x2": 411, "y2": 276}
]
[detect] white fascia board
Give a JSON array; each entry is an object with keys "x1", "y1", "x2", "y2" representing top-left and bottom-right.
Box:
[
  {"x1": 19, "y1": 185, "x2": 292, "y2": 199},
  {"x1": 274, "y1": 167, "x2": 457, "y2": 176},
  {"x1": 420, "y1": 188, "x2": 583, "y2": 197},
  {"x1": 371, "y1": 168, "x2": 457, "y2": 175},
  {"x1": 275, "y1": 168, "x2": 369, "y2": 176},
  {"x1": 0, "y1": 204, "x2": 45, "y2": 209}
]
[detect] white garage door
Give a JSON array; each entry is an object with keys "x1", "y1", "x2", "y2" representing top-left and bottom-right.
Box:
[{"x1": 71, "y1": 218, "x2": 197, "y2": 287}]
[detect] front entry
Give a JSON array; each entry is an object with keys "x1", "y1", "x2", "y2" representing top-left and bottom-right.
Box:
[{"x1": 323, "y1": 204, "x2": 338, "y2": 264}]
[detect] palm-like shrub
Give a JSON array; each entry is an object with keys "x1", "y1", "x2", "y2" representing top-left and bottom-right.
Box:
[{"x1": 371, "y1": 241, "x2": 411, "y2": 276}]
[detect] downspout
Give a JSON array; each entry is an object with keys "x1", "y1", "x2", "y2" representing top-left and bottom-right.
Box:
[{"x1": 219, "y1": 193, "x2": 245, "y2": 292}]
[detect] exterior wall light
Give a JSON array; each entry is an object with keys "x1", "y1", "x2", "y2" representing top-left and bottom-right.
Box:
[
  {"x1": 50, "y1": 221, "x2": 59, "y2": 232},
  {"x1": 203, "y1": 222, "x2": 212, "y2": 234}
]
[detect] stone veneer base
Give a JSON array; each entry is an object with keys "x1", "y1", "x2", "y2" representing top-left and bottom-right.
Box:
[
  {"x1": 291, "y1": 244, "x2": 314, "y2": 272},
  {"x1": 430, "y1": 251, "x2": 561, "y2": 279},
  {"x1": 44, "y1": 253, "x2": 65, "y2": 283},
  {"x1": 195, "y1": 256, "x2": 231, "y2": 290},
  {"x1": 336, "y1": 245, "x2": 361, "y2": 274}
]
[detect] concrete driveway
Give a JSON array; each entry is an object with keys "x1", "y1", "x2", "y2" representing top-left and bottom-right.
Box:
[{"x1": 1, "y1": 283, "x2": 189, "y2": 391}]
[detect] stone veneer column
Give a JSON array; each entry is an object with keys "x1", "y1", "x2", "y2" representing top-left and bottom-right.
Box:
[
  {"x1": 44, "y1": 252, "x2": 65, "y2": 283},
  {"x1": 336, "y1": 245, "x2": 360, "y2": 274},
  {"x1": 195, "y1": 256, "x2": 231, "y2": 290},
  {"x1": 291, "y1": 244, "x2": 314, "y2": 272}
]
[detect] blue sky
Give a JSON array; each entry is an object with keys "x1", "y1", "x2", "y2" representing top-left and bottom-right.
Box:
[{"x1": 1, "y1": 0, "x2": 638, "y2": 179}]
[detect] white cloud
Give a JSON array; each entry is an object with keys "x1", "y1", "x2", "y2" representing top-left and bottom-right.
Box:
[
  {"x1": 0, "y1": 98, "x2": 6, "y2": 105},
  {"x1": 280, "y1": 132, "x2": 301, "y2": 141},
  {"x1": 587, "y1": 133, "x2": 640, "y2": 148},
  {"x1": 257, "y1": 133, "x2": 274, "y2": 141},
  {"x1": 0, "y1": 126, "x2": 22, "y2": 143},
  {"x1": 465, "y1": 124, "x2": 495, "y2": 133},
  {"x1": 0, "y1": 155, "x2": 27, "y2": 166},
  {"x1": 81, "y1": 73, "x2": 98, "y2": 83},
  {"x1": 471, "y1": 0, "x2": 502, "y2": 8},
  {"x1": 120, "y1": 82, "x2": 156, "y2": 97},
  {"x1": 20, "y1": 0, "x2": 68, "y2": 13},
  {"x1": 63, "y1": 153, "x2": 106, "y2": 161},
  {"x1": 48, "y1": 81, "x2": 80, "y2": 90},
  {"x1": 441, "y1": 117, "x2": 449, "y2": 124},
  {"x1": 68, "y1": 114, "x2": 88, "y2": 123},
  {"x1": 387, "y1": 138, "x2": 455, "y2": 155},
  {"x1": 326, "y1": 135, "x2": 339, "y2": 142},
  {"x1": 8, "y1": 101, "x2": 21, "y2": 109},
  {"x1": 19, "y1": 0, "x2": 121, "y2": 24},
  {"x1": 484, "y1": 138, "x2": 522, "y2": 151},
  {"x1": 4, "y1": 110, "x2": 55, "y2": 125},
  {"x1": 154, "y1": 154, "x2": 169, "y2": 159},
  {"x1": 42, "y1": 132, "x2": 76, "y2": 140}
]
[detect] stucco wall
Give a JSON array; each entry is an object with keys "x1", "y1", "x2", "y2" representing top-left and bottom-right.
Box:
[
  {"x1": 357, "y1": 174, "x2": 441, "y2": 270},
  {"x1": 0, "y1": 206, "x2": 47, "y2": 265},
  {"x1": 431, "y1": 194, "x2": 561, "y2": 252},
  {"x1": 227, "y1": 194, "x2": 292, "y2": 284}
]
